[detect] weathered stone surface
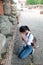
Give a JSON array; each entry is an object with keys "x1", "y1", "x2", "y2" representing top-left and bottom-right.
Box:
[
  {"x1": 11, "y1": 1, "x2": 16, "y2": 4},
  {"x1": 3, "y1": 4, "x2": 11, "y2": 15},
  {"x1": 3, "y1": 0, "x2": 9, "y2": 2},
  {"x1": 0, "y1": 15, "x2": 8, "y2": 23},
  {"x1": 11, "y1": 12, "x2": 17, "y2": 15},
  {"x1": 11, "y1": 6, "x2": 16, "y2": 11},
  {"x1": 11, "y1": 15, "x2": 16, "y2": 18},
  {"x1": 0, "y1": 0, "x2": 18, "y2": 64},
  {"x1": 0, "y1": 15, "x2": 13, "y2": 35},
  {"x1": 0, "y1": 33, "x2": 6, "y2": 52},
  {"x1": 0, "y1": 33, "x2": 6, "y2": 59},
  {"x1": 9, "y1": 16, "x2": 16, "y2": 24},
  {"x1": 11, "y1": 4, "x2": 17, "y2": 15},
  {"x1": 0, "y1": 21, "x2": 13, "y2": 35}
]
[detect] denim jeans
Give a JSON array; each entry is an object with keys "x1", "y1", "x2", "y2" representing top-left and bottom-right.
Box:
[{"x1": 18, "y1": 45, "x2": 33, "y2": 59}]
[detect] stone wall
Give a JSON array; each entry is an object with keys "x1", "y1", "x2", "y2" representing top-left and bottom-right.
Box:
[{"x1": 0, "y1": 0, "x2": 18, "y2": 65}]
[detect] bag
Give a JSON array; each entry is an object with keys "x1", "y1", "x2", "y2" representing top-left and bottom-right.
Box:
[
  {"x1": 33, "y1": 36, "x2": 37, "y2": 44},
  {"x1": 28, "y1": 33, "x2": 37, "y2": 47},
  {"x1": 31, "y1": 36, "x2": 37, "y2": 48}
]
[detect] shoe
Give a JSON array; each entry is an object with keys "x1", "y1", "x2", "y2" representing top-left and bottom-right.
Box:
[{"x1": 32, "y1": 48, "x2": 35, "y2": 55}]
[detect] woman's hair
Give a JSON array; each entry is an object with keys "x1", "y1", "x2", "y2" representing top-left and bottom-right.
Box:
[
  {"x1": 19, "y1": 25, "x2": 30, "y2": 32},
  {"x1": 24, "y1": 26, "x2": 30, "y2": 31}
]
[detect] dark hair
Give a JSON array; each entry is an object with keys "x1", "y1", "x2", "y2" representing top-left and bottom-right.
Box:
[
  {"x1": 24, "y1": 26, "x2": 30, "y2": 31},
  {"x1": 19, "y1": 26, "x2": 25, "y2": 32},
  {"x1": 19, "y1": 26, "x2": 30, "y2": 32}
]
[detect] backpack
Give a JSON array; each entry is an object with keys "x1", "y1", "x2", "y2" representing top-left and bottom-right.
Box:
[{"x1": 31, "y1": 36, "x2": 37, "y2": 48}]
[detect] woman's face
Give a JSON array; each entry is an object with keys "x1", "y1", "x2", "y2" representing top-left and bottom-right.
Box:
[
  {"x1": 21, "y1": 32, "x2": 26, "y2": 35},
  {"x1": 20, "y1": 30, "x2": 29, "y2": 35}
]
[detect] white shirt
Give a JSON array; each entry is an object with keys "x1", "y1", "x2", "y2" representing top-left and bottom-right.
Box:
[{"x1": 23, "y1": 32, "x2": 33, "y2": 46}]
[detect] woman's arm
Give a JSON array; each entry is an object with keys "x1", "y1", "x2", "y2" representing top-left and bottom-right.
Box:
[{"x1": 21, "y1": 34, "x2": 28, "y2": 45}]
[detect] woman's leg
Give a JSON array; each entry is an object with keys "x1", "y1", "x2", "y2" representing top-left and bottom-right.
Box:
[
  {"x1": 18, "y1": 46, "x2": 26, "y2": 58},
  {"x1": 20, "y1": 46, "x2": 33, "y2": 59}
]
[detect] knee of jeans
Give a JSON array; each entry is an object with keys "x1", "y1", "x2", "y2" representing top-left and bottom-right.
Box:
[{"x1": 18, "y1": 54, "x2": 22, "y2": 59}]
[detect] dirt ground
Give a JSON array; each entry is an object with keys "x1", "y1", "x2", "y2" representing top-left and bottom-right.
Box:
[{"x1": 12, "y1": 9, "x2": 43, "y2": 65}]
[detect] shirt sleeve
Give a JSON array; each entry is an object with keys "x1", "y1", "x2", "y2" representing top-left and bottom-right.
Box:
[{"x1": 27, "y1": 34, "x2": 33, "y2": 45}]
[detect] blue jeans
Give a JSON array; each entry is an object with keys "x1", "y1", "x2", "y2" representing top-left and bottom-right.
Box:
[{"x1": 18, "y1": 45, "x2": 33, "y2": 59}]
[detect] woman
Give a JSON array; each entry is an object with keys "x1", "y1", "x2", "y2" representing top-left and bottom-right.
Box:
[{"x1": 18, "y1": 26, "x2": 34, "y2": 59}]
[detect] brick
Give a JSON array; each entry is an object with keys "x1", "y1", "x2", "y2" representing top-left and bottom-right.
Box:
[{"x1": 0, "y1": 1, "x2": 4, "y2": 15}]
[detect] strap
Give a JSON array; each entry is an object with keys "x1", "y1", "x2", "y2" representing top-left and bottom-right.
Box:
[{"x1": 28, "y1": 33, "x2": 31, "y2": 39}]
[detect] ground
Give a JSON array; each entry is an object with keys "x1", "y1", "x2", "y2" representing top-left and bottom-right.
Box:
[{"x1": 12, "y1": 8, "x2": 43, "y2": 65}]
